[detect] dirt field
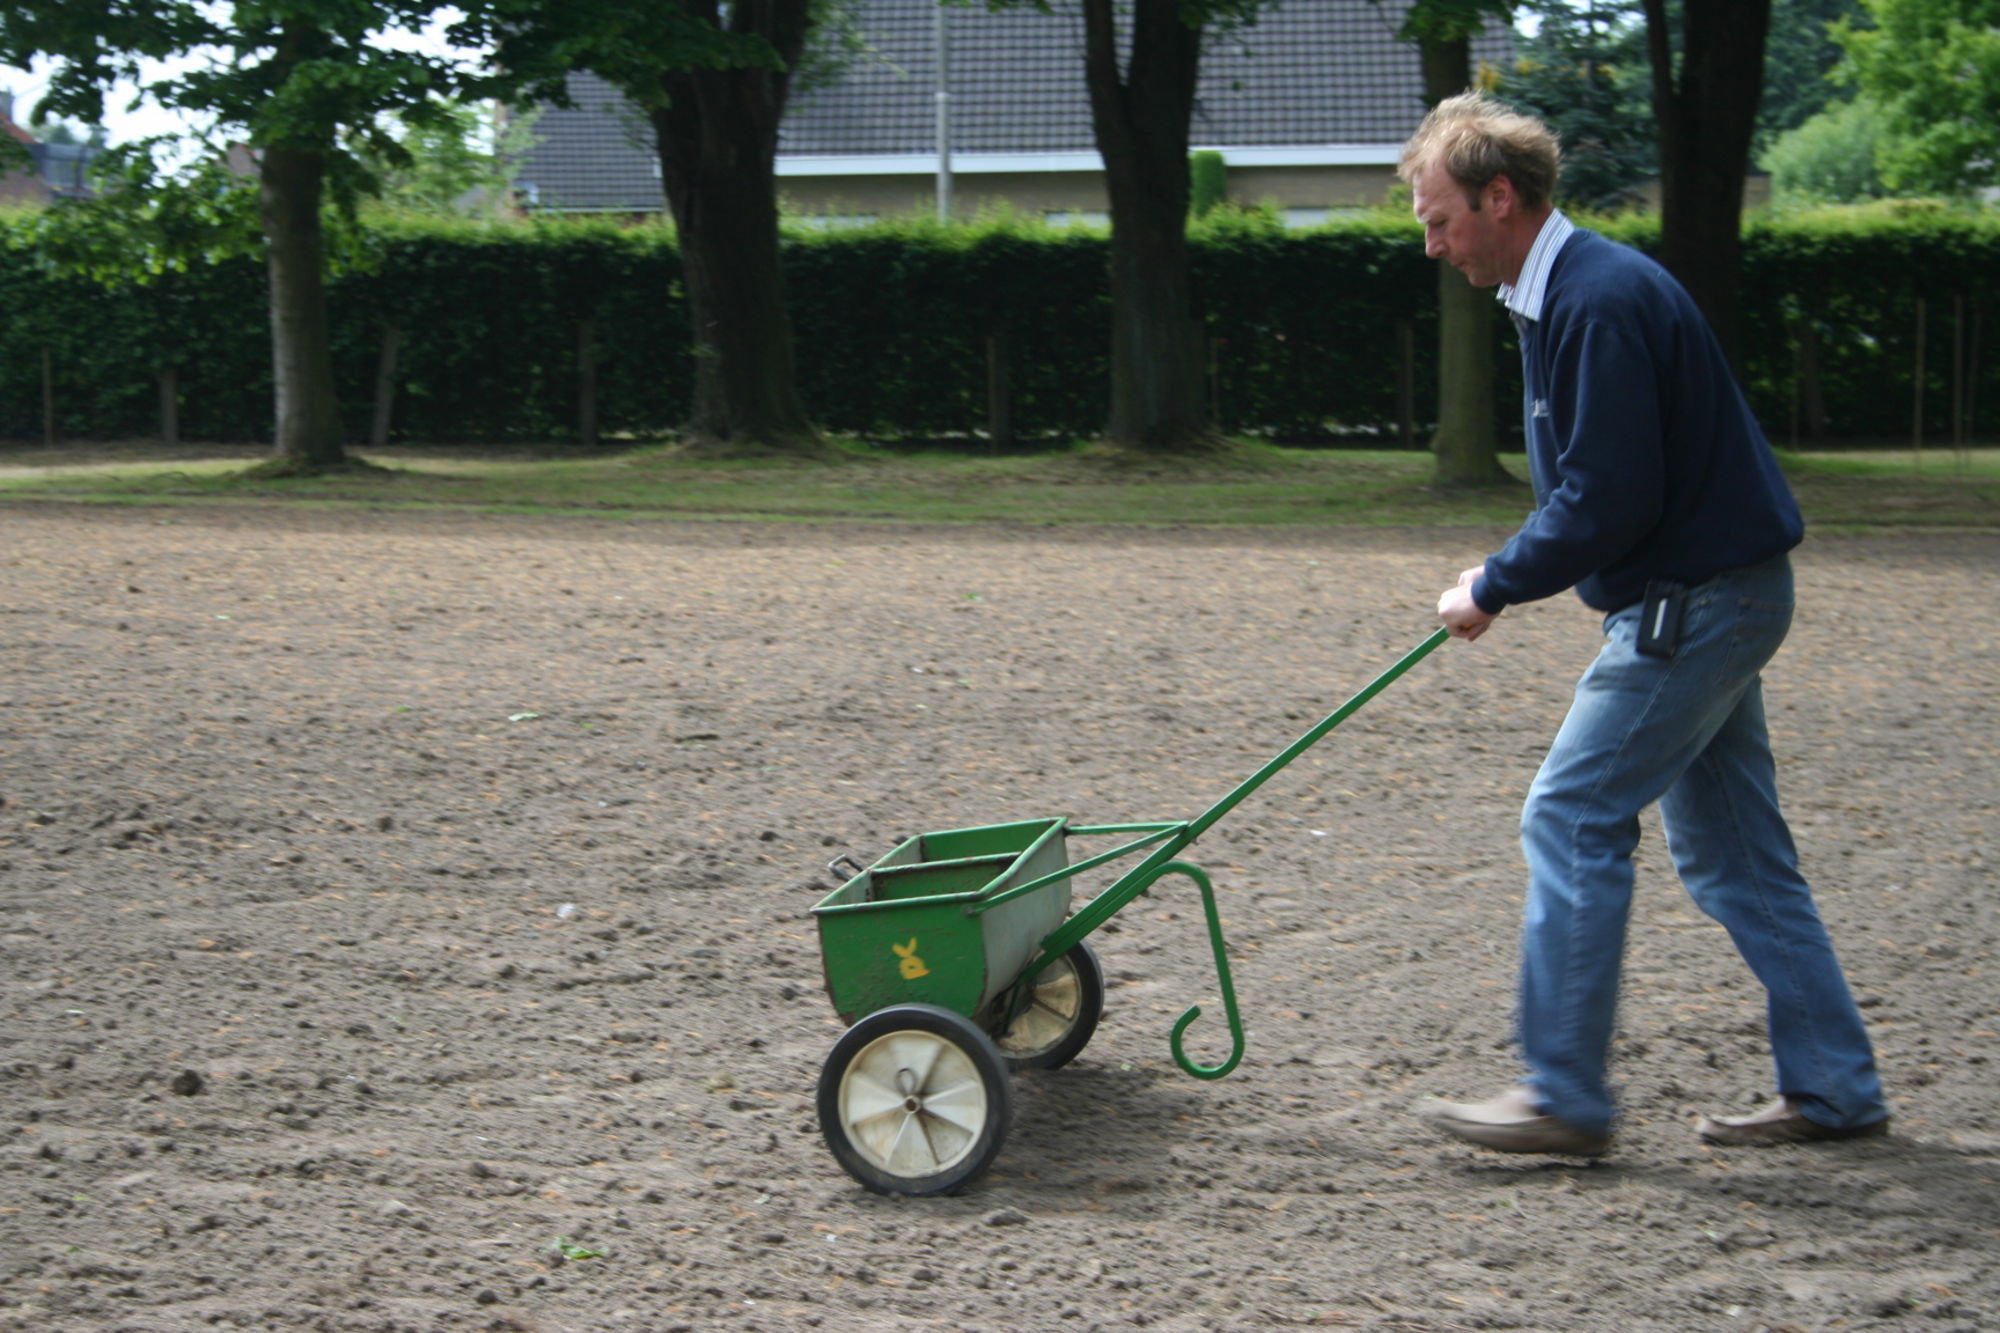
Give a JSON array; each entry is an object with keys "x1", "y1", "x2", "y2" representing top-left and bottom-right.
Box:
[{"x1": 2, "y1": 503, "x2": 1994, "y2": 1333}]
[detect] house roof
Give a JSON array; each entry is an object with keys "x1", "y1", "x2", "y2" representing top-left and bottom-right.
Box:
[
  {"x1": 3, "y1": 96, "x2": 38, "y2": 146},
  {"x1": 515, "y1": 75, "x2": 658, "y2": 212},
  {"x1": 0, "y1": 96, "x2": 107, "y2": 200},
  {"x1": 30, "y1": 141, "x2": 103, "y2": 197},
  {"x1": 514, "y1": 0, "x2": 1513, "y2": 213}
]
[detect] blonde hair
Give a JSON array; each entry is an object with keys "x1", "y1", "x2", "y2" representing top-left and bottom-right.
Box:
[{"x1": 1399, "y1": 91, "x2": 1561, "y2": 212}]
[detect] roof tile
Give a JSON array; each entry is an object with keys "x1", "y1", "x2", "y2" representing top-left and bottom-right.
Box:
[{"x1": 516, "y1": 0, "x2": 1512, "y2": 212}]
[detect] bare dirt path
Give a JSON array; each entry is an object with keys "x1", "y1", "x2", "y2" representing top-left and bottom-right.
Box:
[{"x1": 2, "y1": 504, "x2": 1994, "y2": 1333}]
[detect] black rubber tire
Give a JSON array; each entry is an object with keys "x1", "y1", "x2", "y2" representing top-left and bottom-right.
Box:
[
  {"x1": 816, "y1": 1003, "x2": 1012, "y2": 1196},
  {"x1": 996, "y1": 941, "x2": 1105, "y2": 1072}
]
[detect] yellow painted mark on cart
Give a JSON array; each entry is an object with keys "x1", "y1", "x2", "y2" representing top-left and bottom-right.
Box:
[{"x1": 892, "y1": 938, "x2": 931, "y2": 980}]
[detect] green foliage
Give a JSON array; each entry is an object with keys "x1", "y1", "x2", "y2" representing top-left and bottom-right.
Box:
[
  {"x1": 25, "y1": 142, "x2": 263, "y2": 281},
  {"x1": 1191, "y1": 208, "x2": 1442, "y2": 439},
  {"x1": 1736, "y1": 202, "x2": 2000, "y2": 442},
  {"x1": 1833, "y1": 0, "x2": 2000, "y2": 195},
  {"x1": 794, "y1": 0, "x2": 877, "y2": 96},
  {"x1": 26, "y1": 116, "x2": 106, "y2": 147},
  {"x1": 1494, "y1": 1, "x2": 1658, "y2": 208},
  {"x1": 1761, "y1": 96, "x2": 1890, "y2": 202},
  {"x1": 2, "y1": 1, "x2": 520, "y2": 467},
  {"x1": 329, "y1": 214, "x2": 686, "y2": 443},
  {"x1": 1189, "y1": 150, "x2": 1228, "y2": 218},
  {"x1": 1395, "y1": 0, "x2": 1517, "y2": 44},
  {"x1": 1, "y1": 3, "x2": 488, "y2": 208},
  {"x1": 1498, "y1": 0, "x2": 1878, "y2": 200},
  {"x1": 448, "y1": 1, "x2": 777, "y2": 112},
  {"x1": 783, "y1": 213, "x2": 1110, "y2": 438},
  {"x1": 1758, "y1": 0, "x2": 1869, "y2": 149},
  {"x1": 1, "y1": 203, "x2": 270, "y2": 436},
  {"x1": 4, "y1": 207, "x2": 1997, "y2": 446},
  {"x1": 351, "y1": 100, "x2": 540, "y2": 219}
]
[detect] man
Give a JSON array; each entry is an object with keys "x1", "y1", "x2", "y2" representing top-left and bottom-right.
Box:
[{"x1": 1400, "y1": 92, "x2": 1888, "y2": 1157}]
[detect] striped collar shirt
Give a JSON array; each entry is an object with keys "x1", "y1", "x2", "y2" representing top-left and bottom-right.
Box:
[{"x1": 1499, "y1": 209, "x2": 1576, "y2": 324}]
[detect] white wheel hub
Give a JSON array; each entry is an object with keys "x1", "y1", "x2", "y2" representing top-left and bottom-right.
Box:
[
  {"x1": 837, "y1": 1030, "x2": 991, "y2": 1176},
  {"x1": 998, "y1": 956, "x2": 1081, "y2": 1057}
]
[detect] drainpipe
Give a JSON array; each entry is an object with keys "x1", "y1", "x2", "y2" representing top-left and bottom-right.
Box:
[{"x1": 934, "y1": 7, "x2": 952, "y2": 222}]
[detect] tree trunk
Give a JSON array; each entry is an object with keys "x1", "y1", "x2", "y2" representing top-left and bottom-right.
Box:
[
  {"x1": 259, "y1": 143, "x2": 346, "y2": 470},
  {"x1": 1643, "y1": 0, "x2": 1770, "y2": 372},
  {"x1": 1432, "y1": 262, "x2": 1510, "y2": 483},
  {"x1": 651, "y1": 1, "x2": 818, "y2": 455},
  {"x1": 1420, "y1": 34, "x2": 1511, "y2": 486},
  {"x1": 1083, "y1": 0, "x2": 1220, "y2": 452}
]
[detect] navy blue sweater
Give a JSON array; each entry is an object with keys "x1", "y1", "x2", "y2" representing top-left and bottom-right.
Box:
[{"x1": 1473, "y1": 230, "x2": 1803, "y2": 616}]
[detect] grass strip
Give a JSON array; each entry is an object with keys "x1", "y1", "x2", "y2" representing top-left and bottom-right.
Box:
[{"x1": 0, "y1": 439, "x2": 1993, "y2": 529}]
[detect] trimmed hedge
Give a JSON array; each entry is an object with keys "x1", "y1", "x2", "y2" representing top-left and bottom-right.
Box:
[{"x1": 2, "y1": 204, "x2": 1995, "y2": 445}]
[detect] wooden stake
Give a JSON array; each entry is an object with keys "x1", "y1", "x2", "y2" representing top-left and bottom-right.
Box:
[
  {"x1": 1968, "y1": 298, "x2": 1985, "y2": 447},
  {"x1": 157, "y1": 366, "x2": 179, "y2": 445},
  {"x1": 577, "y1": 317, "x2": 599, "y2": 449},
  {"x1": 370, "y1": 323, "x2": 401, "y2": 450},
  {"x1": 41, "y1": 345, "x2": 55, "y2": 447},
  {"x1": 1396, "y1": 318, "x2": 1416, "y2": 450},
  {"x1": 1952, "y1": 292, "x2": 1965, "y2": 464},
  {"x1": 986, "y1": 330, "x2": 1013, "y2": 452},
  {"x1": 1789, "y1": 331, "x2": 1800, "y2": 449},
  {"x1": 1912, "y1": 296, "x2": 1925, "y2": 471},
  {"x1": 1793, "y1": 310, "x2": 1829, "y2": 441}
]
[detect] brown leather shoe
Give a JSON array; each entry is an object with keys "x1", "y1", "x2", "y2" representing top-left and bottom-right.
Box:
[
  {"x1": 1416, "y1": 1086, "x2": 1611, "y2": 1157},
  {"x1": 1697, "y1": 1097, "x2": 1890, "y2": 1147}
]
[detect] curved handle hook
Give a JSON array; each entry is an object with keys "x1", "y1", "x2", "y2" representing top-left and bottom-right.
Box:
[{"x1": 1149, "y1": 861, "x2": 1245, "y2": 1081}]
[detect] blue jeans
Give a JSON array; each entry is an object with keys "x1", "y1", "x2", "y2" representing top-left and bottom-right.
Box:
[{"x1": 1517, "y1": 553, "x2": 1886, "y2": 1137}]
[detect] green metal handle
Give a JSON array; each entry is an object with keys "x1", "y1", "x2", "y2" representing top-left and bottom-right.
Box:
[
  {"x1": 1018, "y1": 629, "x2": 1451, "y2": 1075},
  {"x1": 1151, "y1": 861, "x2": 1246, "y2": 1081},
  {"x1": 1184, "y1": 626, "x2": 1451, "y2": 842}
]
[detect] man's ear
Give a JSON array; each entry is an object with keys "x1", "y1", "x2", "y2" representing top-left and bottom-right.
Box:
[{"x1": 1486, "y1": 175, "x2": 1517, "y2": 218}]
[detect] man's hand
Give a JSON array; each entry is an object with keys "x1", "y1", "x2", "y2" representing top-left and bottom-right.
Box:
[{"x1": 1438, "y1": 565, "x2": 1499, "y2": 641}]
